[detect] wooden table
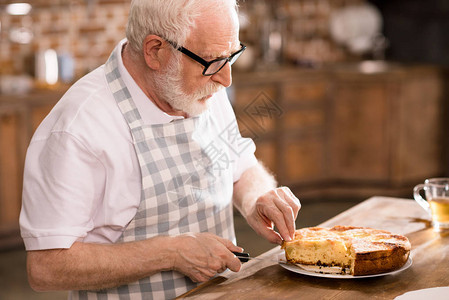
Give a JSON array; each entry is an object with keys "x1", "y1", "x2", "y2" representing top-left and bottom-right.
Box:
[{"x1": 178, "y1": 196, "x2": 449, "y2": 299}]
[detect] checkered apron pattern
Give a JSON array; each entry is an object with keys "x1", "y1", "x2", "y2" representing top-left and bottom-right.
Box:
[{"x1": 71, "y1": 48, "x2": 236, "y2": 300}]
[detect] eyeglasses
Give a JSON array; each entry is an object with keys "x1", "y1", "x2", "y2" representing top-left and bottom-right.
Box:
[{"x1": 167, "y1": 40, "x2": 246, "y2": 76}]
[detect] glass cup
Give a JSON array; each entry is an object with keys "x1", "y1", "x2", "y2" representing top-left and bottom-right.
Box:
[{"x1": 413, "y1": 178, "x2": 449, "y2": 232}]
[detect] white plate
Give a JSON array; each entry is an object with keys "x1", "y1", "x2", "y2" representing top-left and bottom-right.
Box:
[
  {"x1": 278, "y1": 254, "x2": 413, "y2": 279},
  {"x1": 395, "y1": 287, "x2": 449, "y2": 300}
]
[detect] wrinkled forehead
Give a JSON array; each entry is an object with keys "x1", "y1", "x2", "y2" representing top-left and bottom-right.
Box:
[{"x1": 187, "y1": 2, "x2": 240, "y2": 53}]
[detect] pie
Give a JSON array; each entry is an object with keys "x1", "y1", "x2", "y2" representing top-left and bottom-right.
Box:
[{"x1": 281, "y1": 226, "x2": 411, "y2": 275}]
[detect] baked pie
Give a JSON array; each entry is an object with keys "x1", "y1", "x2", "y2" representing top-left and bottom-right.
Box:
[{"x1": 282, "y1": 226, "x2": 411, "y2": 275}]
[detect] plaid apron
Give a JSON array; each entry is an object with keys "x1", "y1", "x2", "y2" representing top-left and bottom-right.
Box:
[{"x1": 71, "y1": 47, "x2": 236, "y2": 300}]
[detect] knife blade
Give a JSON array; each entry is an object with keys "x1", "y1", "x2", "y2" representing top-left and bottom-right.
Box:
[
  {"x1": 232, "y1": 251, "x2": 280, "y2": 264},
  {"x1": 232, "y1": 252, "x2": 348, "y2": 274}
]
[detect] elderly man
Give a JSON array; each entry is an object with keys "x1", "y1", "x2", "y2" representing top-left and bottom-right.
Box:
[{"x1": 20, "y1": 0, "x2": 300, "y2": 299}]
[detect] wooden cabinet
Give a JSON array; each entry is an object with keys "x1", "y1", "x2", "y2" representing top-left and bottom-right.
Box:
[
  {"x1": 232, "y1": 63, "x2": 446, "y2": 199},
  {"x1": 0, "y1": 89, "x2": 63, "y2": 249},
  {"x1": 279, "y1": 76, "x2": 329, "y2": 185},
  {"x1": 328, "y1": 65, "x2": 445, "y2": 186},
  {"x1": 231, "y1": 69, "x2": 329, "y2": 185},
  {"x1": 0, "y1": 105, "x2": 27, "y2": 229},
  {"x1": 329, "y1": 77, "x2": 390, "y2": 181}
]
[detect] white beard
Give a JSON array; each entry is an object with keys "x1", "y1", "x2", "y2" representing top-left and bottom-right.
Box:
[{"x1": 153, "y1": 53, "x2": 224, "y2": 117}]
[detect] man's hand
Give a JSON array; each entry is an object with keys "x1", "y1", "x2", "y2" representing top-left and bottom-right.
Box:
[
  {"x1": 169, "y1": 233, "x2": 243, "y2": 282},
  {"x1": 233, "y1": 163, "x2": 301, "y2": 245},
  {"x1": 245, "y1": 187, "x2": 300, "y2": 245}
]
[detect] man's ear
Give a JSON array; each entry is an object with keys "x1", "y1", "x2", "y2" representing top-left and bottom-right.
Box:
[{"x1": 142, "y1": 35, "x2": 167, "y2": 70}]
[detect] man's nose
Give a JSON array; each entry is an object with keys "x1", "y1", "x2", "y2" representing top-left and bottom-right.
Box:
[{"x1": 210, "y1": 63, "x2": 232, "y2": 88}]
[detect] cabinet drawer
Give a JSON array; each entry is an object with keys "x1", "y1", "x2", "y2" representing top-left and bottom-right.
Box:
[
  {"x1": 282, "y1": 137, "x2": 326, "y2": 183},
  {"x1": 233, "y1": 85, "x2": 277, "y2": 108},
  {"x1": 236, "y1": 113, "x2": 276, "y2": 138},
  {"x1": 234, "y1": 88, "x2": 281, "y2": 137},
  {"x1": 283, "y1": 81, "x2": 327, "y2": 104},
  {"x1": 282, "y1": 109, "x2": 325, "y2": 131}
]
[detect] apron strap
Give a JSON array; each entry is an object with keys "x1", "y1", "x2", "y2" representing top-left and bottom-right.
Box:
[{"x1": 104, "y1": 49, "x2": 145, "y2": 139}]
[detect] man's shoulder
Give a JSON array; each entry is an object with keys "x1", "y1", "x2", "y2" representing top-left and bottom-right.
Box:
[
  {"x1": 61, "y1": 65, "x2": 111, "y2": 116},
  {"x1": 31, "y1": 65, "x2": 129, "y2": 145}
]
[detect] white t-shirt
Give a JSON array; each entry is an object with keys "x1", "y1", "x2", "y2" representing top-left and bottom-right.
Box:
[{"x1": 20, "y1": 40, "x2": 257, "y2": 251}]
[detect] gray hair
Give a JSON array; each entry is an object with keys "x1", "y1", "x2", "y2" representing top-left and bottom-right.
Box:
[{"x1": 126, "y1": 0, "x2": 238, "y2": 54}]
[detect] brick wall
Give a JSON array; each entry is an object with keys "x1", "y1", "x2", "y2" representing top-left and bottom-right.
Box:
[
  {"x1": 0, "y1": 0, "x2": 368, "y2": 82},
  {"x1": 238, "y1": 0, "x2": 366, "y2": 68},
  {"x1": 0, "y1": 0, "x2": 130, "y2": 79}
]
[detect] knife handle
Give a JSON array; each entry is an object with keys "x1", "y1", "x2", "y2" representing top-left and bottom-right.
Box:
[{"x1": 232, "y1": 251, "x2": 250, "y2": 263}]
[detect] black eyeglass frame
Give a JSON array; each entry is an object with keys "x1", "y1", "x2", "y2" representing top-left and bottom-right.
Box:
[{"x1": 167, "y1": 40, "x2": 246, "y2": 76}]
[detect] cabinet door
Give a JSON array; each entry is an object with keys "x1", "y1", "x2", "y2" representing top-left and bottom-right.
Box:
[
  {"x1": 281, "y1": 135, "x2": 326, "y2": 184},
  {"x1": 283, "y1": 80, "x2": 328, "y2": 106},
  {"x1": 329, "y1": 81, "x2": 390, "y2": 181},
  {"x1": 0, "y1": 106, "x2": 27, "y2": 229},
  {"x1": 234, "y1": 84, "x2": 280, "y2": 173},
  {"x1": 393, "y1": 73, "x2": 445, "y2": 181},
  {"x1": 280, "y1": 108, "x2": 327, "y2": 184},
  {"x1": 233, "y1": 85, "x2": 278, "y2": 137}
]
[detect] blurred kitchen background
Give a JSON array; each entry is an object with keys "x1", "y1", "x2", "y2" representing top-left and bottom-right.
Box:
[{"x1": 0, "y1": 0, "x2": 448, "y2": 298}]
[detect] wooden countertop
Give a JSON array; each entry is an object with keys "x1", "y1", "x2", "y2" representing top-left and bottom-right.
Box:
[{"x1": 178, "y1": 196, "x2": 449, "y2": 299}]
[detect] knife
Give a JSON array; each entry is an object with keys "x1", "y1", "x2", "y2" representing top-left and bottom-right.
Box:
[
  {"x1": 232, "y1": 251, "x2": 287, "y2": 264},
  {"x1": 232, "y1": 252, "x2": 348, "y2": 274}
]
